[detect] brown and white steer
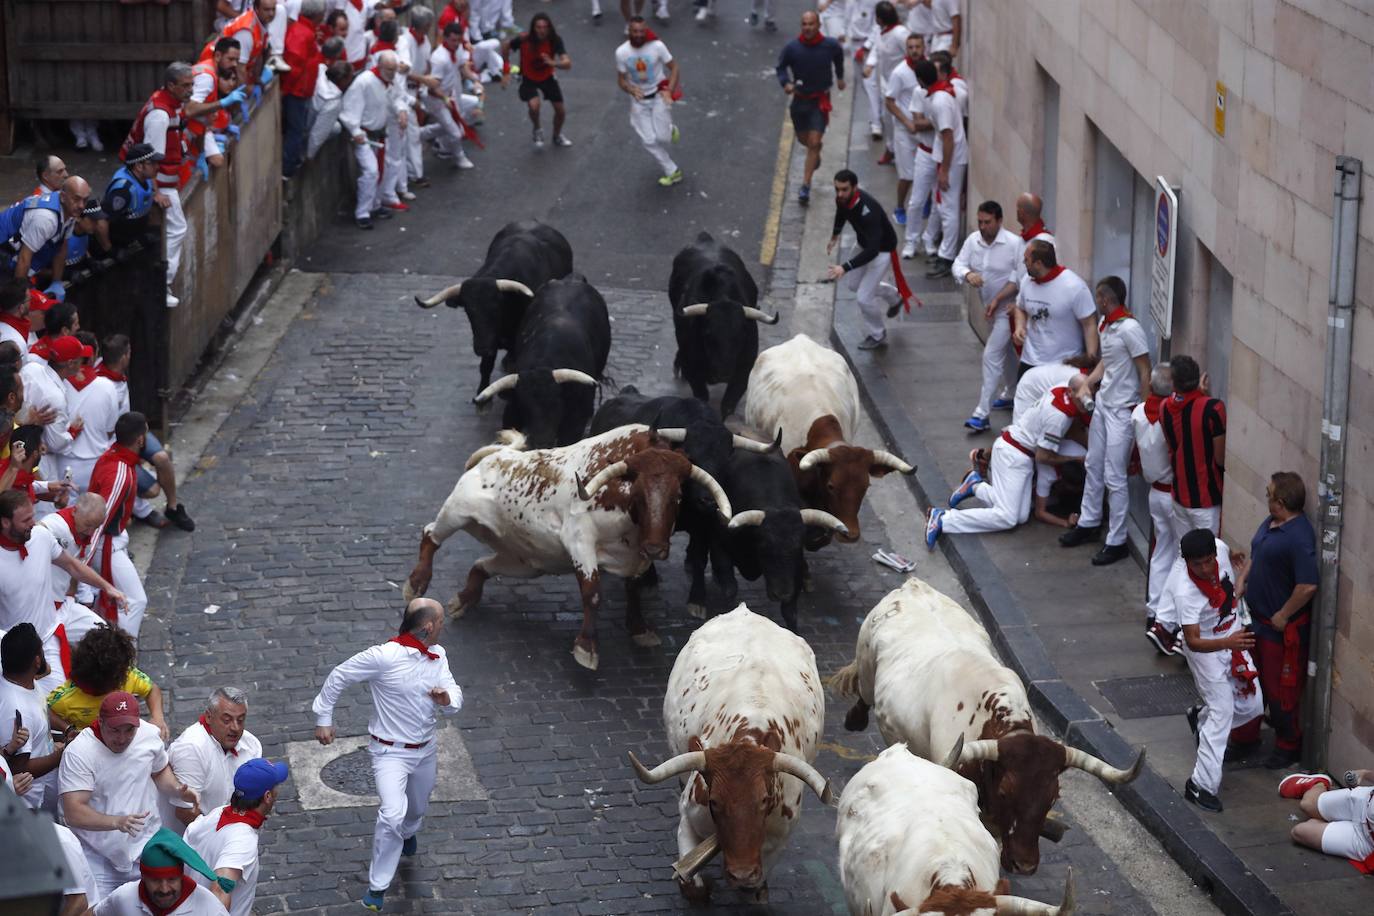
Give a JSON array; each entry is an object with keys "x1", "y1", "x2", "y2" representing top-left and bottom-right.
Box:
[
  {"x1": 628, "y1": 604, "x2": 833, "y2": 903},
  {"x1": 831, "y1": 578, "x2": 1143, "y2": 874},
  {"x1": 744, "y1": 334, "x2": 913, "y2": 545},
  {"x1": 403, "y1": 425, "x2": 731, "y2": 671},
  {"x1": 838, "y1": 743, "x2": 1075, "y2": 916}
]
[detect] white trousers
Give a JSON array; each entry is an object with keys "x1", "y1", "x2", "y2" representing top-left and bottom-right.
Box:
[
  {"x1": 88, "y1": 852, "x2": 139, "y2": 900},
  {"x1": 820, "y1": 2, "x2": 851, "y2": 40},
  {"x1": 105, "y1": 533, "x2": 148, "y2": 642},
  {"x1": 368, "y1": 742, "x2": 438, "y2": 892},
  {"x1": 1172, "y1": 503, "x2": 1221, "y2": 542},
  {"x1": 353, "y1": 139, "x2": 382, "y2": 219},
  {"x1": 161, "y1": 186, "x2": 186, "y2": 292},
  {"x1": 844, "y1": 252, "x2": 899, "y2": 340},
  {"x1": 403, "y1": 115, "x2": 423, "y2": 183},
  {"x1": 925, "y1": 160, "x2": 964, "y2": 260},
  {"x1": 749, "y1": 0, "x2": 776, "y2": 21},
  {"x1": 472, "y1": 39, "x2": 503, "y2": 78},
  {"x1": 927, "y1": 32, "x2": 955, "y2": 54},
  {"x1": 863, "y1": 67, "x2": 883, "y2": 130},
  {"x1": 1187, "y1": 651, "x2": 1263, "y2": 795},
  {"x1": 943, "y1": 438, "x2": 1034, "y2": 533},
  {"x1": 1076, "y1": 404, "x2": 1135, "y2": 545},
  {"x1": 379, "y1": 121, "x2": 409, "y2": 205},
  {"x1": 892, "y1": 127, "x2": 916, "y2": 181},
  {"x1": 973, "y1": 306, "x2": 1017, "y2": 419},
  {"x1": 904, "y1": 149, "x2": 938, "y2": 250},
  {"x1": 629, "y1": 97, "x2": 678, "y2": 177},
  {"x1": 1147, "y1": 486, "x2": 1179, "y2": 619}
]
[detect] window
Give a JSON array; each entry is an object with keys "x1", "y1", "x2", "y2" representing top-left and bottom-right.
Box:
[{"x1": 1039, "y1": 69, "x2": 1059, "y2": 228}]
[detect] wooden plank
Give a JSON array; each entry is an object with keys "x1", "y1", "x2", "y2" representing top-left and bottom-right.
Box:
[
  {"x1": 16, "y1": 43, "x2": 197, "y2": 62},
  {"x1": 8, "y1": 101, "x2": 143, "y2": 118}
]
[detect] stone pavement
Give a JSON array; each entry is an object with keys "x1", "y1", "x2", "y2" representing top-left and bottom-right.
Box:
[{"x1": 827, "y1": 92, "x2": 1370, "y2": 916}]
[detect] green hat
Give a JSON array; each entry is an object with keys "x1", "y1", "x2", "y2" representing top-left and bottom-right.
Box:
[{"x1": 139, "y1": 828, "x2": 237, "y2": 894}]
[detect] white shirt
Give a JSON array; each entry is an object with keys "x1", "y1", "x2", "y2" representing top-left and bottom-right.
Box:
[
  {"x1": 926, "y1": 89, "x2": 966, "y2": 165},
  {"x1": 21, "y1": 359, "x2": 76, "y2": 465},
  {"x1": 429, "y1": 44, "x2": 470, "y2": 100},
  {"x1": 308, "y1": 76, "x2": 344, "y2": 158},
  {"x1": 952, "y1": 227, "x2": 1020, "y2": 310},
  {"x1": 191, "y1": 68, "x2": 218, "y2": 106},
  {"x1": 1160, "y1": 544, "x2": 1240, "y2": 641},
  {"x1": 214, "y1": 0, "x2": 247, "y2": 31},
  {"x1": 311, "y1": 641, "x2": 462, "y2": 745},
  {"x1": 55, "y1": 822, "x2": 102, "y2": 906},
  {"x1": 398, "y1": 28, "x2": 432, "y2": 78},
  {"x1": 929, "y1": 0, "x2": 959, "y2": 33},
  {"x1": 471, "y1": 0, "x2": 509, "y2": 35},
  {"x1": 1131, "y1": 400, "x2": 1173, "y2": 486},
  {"x1": 906, "y1": 90, "x2": 935, "y2": 149},
  {"x1": 335, "y1": 0, "x2": 376, "y2": 66},
  {"x1": 872, "y1": 25, "x2": 910, "y2": 86},
  {"x1": 0, "y1": 675, "x2": 55, "y2": 809},
  {"x1": 0, "y1": 525, "x2": 62, "y2": 639},
  {"x1": 338, "y1": 69, "x2": 406, "y2": 137},
  {"x1": 1096, "y1": 315, "x2": 1150, "y2": 409},
  {"x1": 883, "y1": 61, "x2": 920, "y2": 119},
  {"x1": 1006, "y1": 387, "x2": 1076, "y2": 455},
  {"x1": 951, "y1": 73, "x2": 969, "y2": 118},
  {"x1": 615, "y1": 40, "x2": 673, "y2": 102},
  {"x1": 906, "y1": 1, "x2": 934, "y2": 35},
  {"x1": 184, "y1": 806, "x2": 261, "y2": 916},
  {"x1": 161, "y1": 720, "x2": 263, "y2": 834},
  {"x1": 1013, "y1": 362, "x2": 1080, "y2": 424},
  {"x1": 40, "y1": 509, "x2": 100, "y2": 603},
  {"x1": 266, "y1": 8, "x2": 287, "y2": 56},
  {"x1": 0, "y1": 319, "x2": 27, "y2": 354},
  {"x1": 93, "y1": 879, "x2": 227, "y2": 916},
  {"x1": 60, "y1": 721, "x2": 169, "y2": 873},
  {"x1": 67, "y1": 375, "x2": 121, "y2": 460},
  {"x1": 1017, "y1": 267, "x2": 1095, "y2": 366},
  {"x1": 18, "y1": 207, "x2": 67, "y2": 255},
  {"x1": 1013, "y1": 228, "x2": 1055, "y2": 288}
]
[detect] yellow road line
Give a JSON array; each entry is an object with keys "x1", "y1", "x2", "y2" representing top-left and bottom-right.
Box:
[{"x1": 759, "y1": 109, "x2": 793, "y2": 267}]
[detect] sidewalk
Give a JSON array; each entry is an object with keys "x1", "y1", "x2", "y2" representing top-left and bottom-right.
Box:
[{"x1": 817, "y1": 93, "x2": 1368, "y2": 916}]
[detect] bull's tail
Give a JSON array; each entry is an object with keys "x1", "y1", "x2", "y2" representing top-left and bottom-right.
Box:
[
  {"x1": 495, "y1": 429, "x2": 527, "y2": 449},
  {"x1": 826, "y1": 659, "x2": 861, "y2": 698}
]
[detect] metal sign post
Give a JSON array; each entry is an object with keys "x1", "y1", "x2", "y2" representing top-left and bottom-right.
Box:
[{"x1": 1150, "y1": 178, "x2": 1179, "y2": 344}]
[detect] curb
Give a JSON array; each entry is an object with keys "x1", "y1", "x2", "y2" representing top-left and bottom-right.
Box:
[{"x1": 827, "y1": 308, "x2": 1292, "y2": 916}]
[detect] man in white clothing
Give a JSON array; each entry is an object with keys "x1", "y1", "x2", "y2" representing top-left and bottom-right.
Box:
[
  {"x1": 0, "y1": 623, "x2": 66, "y2": 811},
  {"x1": 900, "y1": 61, "x2": 938, "y2": 259},
  {"x1": 183, "y1": 757, "x2": 288, "y2": 916},
  {"x1": 1059, "y1": 276, "x2": 1151, "y2": 565},
  {"x1": 39, "y1": 492, "x2": 109, "y2": 651},
  {"x1": 336, "y1": 0, "x2": 378, "y2": 71},
  {"x1": 924, "y1": 0, "x2": 960, "y2": 55},
  {"x1": 953, "y1": 199, "x2": 1021, "y2": 432},
  {"x1": 616, "y1": 18, "x2": 682, "y2": 187},
  {"x1": 914, "y1": 55, "x2": 964, "y2": 277},
  {"x1": 162, "y1": 687, "x2": 263, "y2": 834},
  {"x1": 308, "y1": 60, "x2": 352, "y2": 159},
  {"x1": 1013, "y1": 239, "x2": 1098, "y2": 373},
  {"x1": 59, "y1": 691, "x2": 201, "y2": 897},
  {"x1": 54, "y1": 820, "x2": 101, "y2": 910},
  {"x1": 397, "y1": 5, "x2": 438, "y2": 188},
  {"x1": 426, "y1": 23, "x2": 481, "y2": 170},
  {"x1": 883, "y1": 32, "x2": 923, "y2": 225},
  {"x1": 311, "y1": 599, "x2": 463, "y2": 912},
  {"x1": 340, "y1": 50, "x2": 410, "y2": 229},
  {"x1": 862, "y1": 3, "x2": 907, "y2": 160},
  {"x1": 93, "y1": 828, "x2": 235, "y2": 916},
  {"x1": 1133, "y1": 365, "x2": 1180, "y2": 654},
  {"x1": 19, "y1": 334, "x2": 87, "y2": 487}
]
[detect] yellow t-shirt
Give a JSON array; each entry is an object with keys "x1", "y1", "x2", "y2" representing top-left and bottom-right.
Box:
[{"x1": 47, "y1": 668, "x2": 154, "y2": 728}]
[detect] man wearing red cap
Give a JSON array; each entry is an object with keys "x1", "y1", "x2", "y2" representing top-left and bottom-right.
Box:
[
  {"x1": 183, "y1": 757, "x2": 288, "y2": 915},
  {"x1": 18, "y1": 334, "x2": 89, "y2": 492},
  {"x1": 311, "y1": 598, "x2": 462, "y2": 912},
  {"x1": 59, "y1": 690, "x2": 201, "y2": 897},
  {"x1": 86, "y1": 412, "x2": 153, "y2": 640},
  {"x1": 92, "y1": 827, "x2": 235, "y2": 915}
]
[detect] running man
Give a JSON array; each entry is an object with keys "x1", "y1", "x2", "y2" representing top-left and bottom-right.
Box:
[
  {"x1": 826, "y1": 168, "x2": 911, "y2": 349},
  {"x1": 506, "y1": 13, "x2": 572, "y2": 148},
  {"x1": 615, "y1": 17, "x2": 682, "y2": 187},
  {"x1": 776, "y1": 10, "x2": 845, "y2": 206}
]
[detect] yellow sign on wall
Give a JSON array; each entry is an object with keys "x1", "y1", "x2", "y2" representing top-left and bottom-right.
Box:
[{"x1": 1215, "y1": 81, "x2": 1227, "y2": 136}]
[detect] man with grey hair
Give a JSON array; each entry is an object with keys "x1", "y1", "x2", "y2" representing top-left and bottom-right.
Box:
[
  {"x1": 339, "y1": 49, "x2": 410, "y2": 229},
  {"x1": 160, "y1": 686, "x2": 263, "y2": 834},
  {"x1": 311, "y1": 598, "x2": 462, "y2": 912},
  {"x1": 1134, "y1": 363, "x2": 1182, "y2": 654}
]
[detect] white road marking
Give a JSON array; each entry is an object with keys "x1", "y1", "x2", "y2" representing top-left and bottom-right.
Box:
[{"x1": 286, "y1": 727, "x2": 488, "y2": 810}]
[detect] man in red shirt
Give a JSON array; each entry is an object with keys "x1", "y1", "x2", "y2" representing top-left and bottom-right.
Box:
[
  {"x1": 85, "y1": 412, "x2": 151, "y2": 642},
  {"x1": 282, "y1": 0, "x2": 327, "y2": 177},
  {"x1": 1160, "y1": 354, "x2": 1226, "y2": 539}
]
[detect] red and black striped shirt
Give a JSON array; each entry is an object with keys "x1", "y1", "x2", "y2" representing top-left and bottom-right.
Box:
[{"x1": 1160, "y1": 389, "x2": 1226, "y2": 508}]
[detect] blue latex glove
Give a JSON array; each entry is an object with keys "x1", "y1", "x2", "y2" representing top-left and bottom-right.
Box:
[
  {"x1": 43, "y1": 282, "x2": 65, "y2": 302},
  {"x1": 250, "y1": 84, "x2": 263, "y2": 107},
  {"x1": 260, "y1": 67, "x2": 275, "y2": 88},
  {"x1": 194, "y1": 152, "x2": 211, "y2": 181},
  {"x1": 226, "y1": 124, "x2": 241, "y2": 140},
  {"x1": 220, "y1": 87, "x2": 247, "y2": 109}
]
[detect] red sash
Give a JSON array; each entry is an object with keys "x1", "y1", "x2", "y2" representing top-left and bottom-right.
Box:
[
  {"x1": 53, "y1": 622, "x2": 71, "y2": 676},
  {"x1": 1278, "y1": 612, "x2": 1310, "y2": 711},
  {"x1": 999, "y1": 429, "x2": 1034, "y2": 459},
  {"x1": 446, "y1": 97, "x2": 484, "y2": 149},
  {"x1": 889, "y1": 251, "x2": 919, "y2": 312}
]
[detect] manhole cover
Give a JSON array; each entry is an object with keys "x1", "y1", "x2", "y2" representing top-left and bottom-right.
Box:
[
  {"x1": 321, "y1": 749, "x2": 377, "y2": 796},
  {"x1": 1093, "y1": 673, "x2": 1200, "y2": 719}
]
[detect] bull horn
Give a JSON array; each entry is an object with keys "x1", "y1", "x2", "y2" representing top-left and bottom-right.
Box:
[
  {"x1": 731, "y1": 433, "x2": 775, "y2": 454},
  {"x1": 727, "y1": 510, "x2": 766, "y2": 529},
  {"x1": 473, "y1": 373, "x2": 519, "y2": 404},
  {"x1": 628, "y1": 750, "x2": 706, "y2": 784},
  {"x1": 1064, "y1": 746, "x2": 1145, "y2": 785},
  {"x1": 494, "y1": 279, "x2": 534, "y2": 298},
  {"x1": 672, "y1": 834, "x2": 721, "y2": 883},
  {"x1": 995, "y1": 867, "x2": 1075, "y2": 915},
  {"x1": 551, "y1": 369, "x2": 599, "y2": 387},
  {"x1": 578, "y1": 461, "x2": 629, "y2": 500},
  {"x1": 689, "y1": 466, "x2": 733, "y2": 521},
  {"x1": 772, "y1": 753, "x2": 835, "y2": 806},
  {"x1": 742, "y1": 307, "x2": 781, "y2": 325},
  {"x1": 680, "y1": 303, "x2": 710, "y2": 317},
  {"x1": 798, "y1": 448, "x2": 833, "y2": 471},
  {"x1": 463, "y1": 444, "x2": 504, "y2": 470},
  {"x1": 940, "y1": 735, "x2": 966, "y2": 770},
  {"x1": 871, "y1": 450, "x2": 916, "y2": 475},
  {"x1": 800, "y1": 509, "x2": 851, "y2": 535},
  {"x1": 654, "y1": 427, "x2": 688, "y2": 444},
  {"x1": 415, "y1": 282, "x2": 462, "y2": 307},
  {"x1": 957, "y1": 739, "x2": 1001, "y2": 765}
]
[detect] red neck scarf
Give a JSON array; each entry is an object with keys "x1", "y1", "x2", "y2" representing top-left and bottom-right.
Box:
[
  {"x1": 5, "y1": 460, "x2": 36, "y2": 499},
  {"x1": 0, "y1": 312, "x2": 29, "y2": 340},
  {"x1": 68, "y1": 366, "x2": 95, "y2": 392},
  {"x1": 948, "y1": 65, "x2": 962, "y2": 81},
  {"x1": 798, "y1": 31, "x2": 825, "y2": 47},
  {"x1": 28, "y1": 338, "x2": 52, "y2": 360},
  {"x1": 881, "y1": 23, "x2": 899, "y2": 33},
  {"x1": 347, "y1": 0, "x2": 362, "y2": 10},
  {"x1": 89, "y1": 717, "x2": 104, "y2": 741},
  {"x1": 138, "y1": 875, "x2": 197, "y2": 916},
  {"x1": 926, "y1": 79, "x2": 955, "y2": 97},
  {"x1": 217, "y1": 806, "x2": 266, "y2": 830},
  {"x1": 1188, "y1": 567, "x2": 1235, "y2": 613},
  {"x1": 370, "y1": 66, "x2": 391, "y2": 86},
  {"x1": 371, "y1": 40, "x2": 397, "y2": 54},
  {"x1": 96, "y1": 364, "x2": 127, "y2": 383},
  {"x1": 842, "y1": 190, "x2": 860, "y2": 210},
  {"x1": 1143, "y1": 393, "x2": 1166, "y2": 424},
  {"x1": 1049, "y1": 386, "x2": 1091, "y2": 424},
  {"x1": 1098, "y1": 305, "x2": 1131, "y2": 332},
  {"x1": 110, "y1": 444, "x2": 141, "y2": 468},
  {"x1": 1020, "y1": 219, "x2": 1047, "y2": 242},
  {"x1": 1031, "y1": 264, "x2": 1066, "y2": 284},
  {"x1": 409, "y1": 27, "x2": 425, "y2": 46},
  {"x1": 199, "y1": 715, "x2": 238, "y2": 756},
  {"x1": 905, "y1": 55, "x2": 922, "y2": 70},
  {"x1": 390, "y1": 633, "x2": 438, "y2": 659},
  {"x1": 0, "y1": 532, "x2": 27, "y2": 560},
  {"x1": 56, "y1": 506, "x2": 91, "y2": 548}
]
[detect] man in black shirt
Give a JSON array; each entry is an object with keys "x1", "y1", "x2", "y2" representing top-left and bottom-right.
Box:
[
  {"x1": 827, "y1": 169, "x2": 910, "y2": 349},
  {"x1": 776, "y1": 11, "x2": 845, "y2": 205}
]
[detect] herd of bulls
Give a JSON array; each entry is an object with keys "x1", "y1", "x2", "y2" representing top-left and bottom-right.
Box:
[{"x1": 404, "y1": 221, "x2": 1143, "y2": 914}]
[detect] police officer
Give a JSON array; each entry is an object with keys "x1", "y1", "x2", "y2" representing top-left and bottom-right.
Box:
[
  {"x1": 101, "y1": 144, "x2": 165, "y2": 249},
  {"x1": 0, "y1": 177, "x2": 89, "y2": 299}
]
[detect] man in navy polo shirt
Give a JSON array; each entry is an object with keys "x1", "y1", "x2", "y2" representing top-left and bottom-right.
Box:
[{"x1": 1237, "y1": 471, "x2": 1318, "y2": 769}]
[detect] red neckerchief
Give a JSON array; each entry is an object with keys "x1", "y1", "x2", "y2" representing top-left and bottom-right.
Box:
[
  {"x1": 1098, "y1": 305, "x2": 1131, "y2": 332},
  {"x1": 67, "y1": 366, "x2": 96, "y2": 392},
  {"x1": 1143, "y1": 393, "x2": 1165, "y2": 424},
  {"x1": 409, "y1": 27, "x2": 425, "y2": 46},
  {"x1": 1049, "y1": 386, "x2": 1091, "y2": 424},
  {"x1": 1188, "y1": 567, "x2": 1235, "y2": 612},
  {"x1": 0, "y1": 532, "x2": 28, "y2": 560},
  {"x1": 1031, "y1": 264, "x2": 1066, "y2": 284},
  {"x1": 798, "y1": 31, "x2": 825, "y2": 47},
  {"x1": 89, "y1": 717, "x2": 103, "y2": 740},
  {"x1": 138, "y1": 875, "x2": 197, "y2": 916},
  {"x1": 109, "y1": 444, "x2": 141, "y2": 468},
  {"x1": 948, "y1": 65, "x2": 962, "y2": 81},
  {"x1": 347, "y1": 0, "x2": 362, "y2": 10},
  {"x1": 904, "y1": 54, "x2": 922, "y2": 70},
  {"x1": 28, "y1": 338, "x2": 52, "y2": 360},
  {"x1": 842, "y1": 190, "x2": 860, "y2": 210},
  {"x1": 881, "y1": 23, "x2": 899, "y2": 33},
  {"x1": 217, "y1": 806, "x2": 266, "y2": 830},
  {"x1": 926, "y1": 79, "x2": 955, "y2": 97},
  {"x1": 390, "y1": 633, "x2": 439, "y2": 659},
  {"x1": 56, "y1": 506, "x2": 91, "y2": 548},
  {"x1": 370, "y1": 40, "x2": 397, "y2": 54},
  {"x1": 199, "y1": 715, "x2": 238, "y2": 756},
  {"x1": 0, "y1": 312, "x2": 29, "y2": 340},
  {"x1": 1020, "y1": 219, "x2": 1047, "y2": 242},
  {"x1": 3, "y1": 460, "x2": 36, "y2": 499},
  {"x1": 96, "y1": 364, "x2": 127, "y2": 383}
]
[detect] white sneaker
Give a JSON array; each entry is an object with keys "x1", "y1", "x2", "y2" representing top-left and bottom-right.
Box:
[
  {"x1": 901, "y1": 242, "x2": 917, "y2": 259},
  {"x1": 553, "y1": 134, "x2": 572, "y2": 147},
  {"x1": 695, "y1": 5, "x2": 708, "y2": 20},
  {"x1": 869, "y1": 123, "x2": 882, "y2": 140},
  {"x1": 655, "y1": 2, "x2": 670, "y2": 20},
  {"x1": 533, "y1": 128, "x2": 545, "y2": 148},
  {"x1": 165, "y1": 292, "x2": 180, "y2": 308},
  {"x1": 399, "y1": 189, "x2": 417, "y2": 201},
  {"x1": 454, "y1": 152, "x2": 475, "y2": 169}
]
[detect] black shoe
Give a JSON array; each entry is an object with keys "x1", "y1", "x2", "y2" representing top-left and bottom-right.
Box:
[
  {"x1": 137, "y1": 509, "x2": 170, "y2": 530},
  {"x1": 886, "y1": 301, "x2": 902, "y2": 318},
  {"x1": 411, "y1": 177, "x2": 432, "y2": 189},
  {"x1": 1185, "y1": 778, "x2": 1223, "y2": 812},
  {"x1": 1145, "y1": 620, "x2": 1181, "y2": 656},
  {"x1": 356, "y1": 217, "x2": 373, "y2": 230},
  {"x1": 1091, "y1": 543, "x2": 1130, "y2": 566},
  {"x1": 372, "y1": 207, "x2": 394, "y2": 220},
  {"x1": 165, "y1": 504, "x2": 196, "y2": 532},
  {"x1": 1058, "y1": 524, "x2": 1100, "y2": 547},
  {"x1": 1185, "y1": 704, "x2": 1202, "y2": 746},
  {"x1": 924, "y1": 258, "x2": 952, "y2": 278},
  {"x1": 1264, "y1": 748, "x2": 1301, "y2": 770}
]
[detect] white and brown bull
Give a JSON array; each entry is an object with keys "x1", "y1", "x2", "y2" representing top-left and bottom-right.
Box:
[
  {"x1": 628, "y1": 604, "x2": 833, "y2": 903},
  {"x1": 744, "y1": 334, "x2": 913, "y2": 545},
  {"x1": 831, "y1": 578, "x2": 1143, "y2": 874},
  {"x1": 402, "y1": 424, "x2": 732, "y2": 671},
  {"x1": 838, "y1": 743, "x2": 1076, "y2": 916}
]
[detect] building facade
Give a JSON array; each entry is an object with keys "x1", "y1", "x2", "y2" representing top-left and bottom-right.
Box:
[{"x1": 963, "y1": 0, "x2": 1372, "y2": 764}]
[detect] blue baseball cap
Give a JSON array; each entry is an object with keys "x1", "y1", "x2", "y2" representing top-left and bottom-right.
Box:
[{"x1": 233, "y1": 758, "x2": 289, "y2": 800}]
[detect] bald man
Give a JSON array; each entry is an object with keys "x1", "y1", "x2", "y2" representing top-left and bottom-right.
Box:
[
  {"x1": 1, "y1": 176, "x2": 88, "y2": 299},
  {"x1": 311, "y1": 598, "x2": 463, "y2": 911}
]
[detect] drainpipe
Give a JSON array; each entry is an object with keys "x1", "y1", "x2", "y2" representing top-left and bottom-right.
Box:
[{"x1": 1307, "y1": 156, "x2": 1362, "y2": 772}]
